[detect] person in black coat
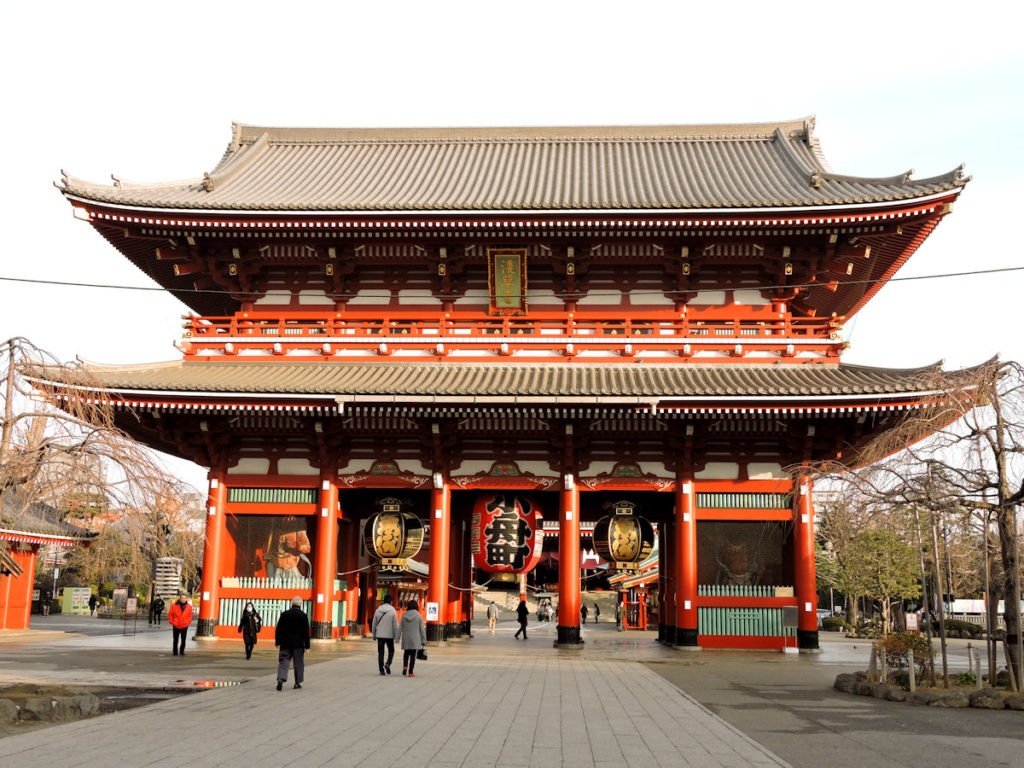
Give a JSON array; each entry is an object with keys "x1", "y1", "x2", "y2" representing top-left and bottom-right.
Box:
[
  {"x1": 238, "y1": 601, "x2": 262, "y2": 660},
  {"x1": 275, "y1": 597, "x2": 310, "y2": 690},
  {"x1": 514, "y1": 599, "x2": 529, "y2": 640}
]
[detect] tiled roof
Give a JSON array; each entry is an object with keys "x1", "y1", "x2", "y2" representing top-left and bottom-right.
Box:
[
  {"x1": 57, "y1": 359, "x2": 950, "y2": 400},
  {"x1": 1, "y1": 491, "x2": 97, "y2": 541},
  {"x1": 59, "y1": 118, "x2": 966, "y2": 212}
]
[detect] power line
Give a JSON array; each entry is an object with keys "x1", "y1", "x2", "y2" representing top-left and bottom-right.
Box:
[{"x1": 0, "y1": 265, "x2": 1021, "y2": 300}]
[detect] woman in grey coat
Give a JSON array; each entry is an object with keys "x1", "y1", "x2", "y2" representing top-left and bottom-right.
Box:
[{"x1": 396, "y1": 600, "x2": 427, "y2": 677}]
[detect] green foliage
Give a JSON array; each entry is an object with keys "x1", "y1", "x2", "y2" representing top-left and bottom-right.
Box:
[
  {"x1": 879, "y1": 631, "x2": 933, "y2": 682},
  {"x1": 821, "y1": 616, "x2": 850, "y2": 632},
  {"x1": 841, "y1": 529, "x2": 921, "y2": 633},
  {"x1": 889, "y1": 670, "x2": 910, "y2": 690},
  {"x1": 932, "y1": 619, "x2": 983, "y2": 637},
  {"x1": 955, "y1": 672, "x2": 976, "y2": 686}
]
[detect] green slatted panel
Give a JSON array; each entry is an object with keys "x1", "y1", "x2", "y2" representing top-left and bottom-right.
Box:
[
  {"x1": 696, "y1": 493, "x2": 792, "y2": 509},
  {"x1": 227, "y1": 487, "x2": 317, "y2": 504},
  {"x1": 698, "y1": 607, "x2": 785, "y2": 636},
  {"x1": 220, "y1": 598, "x2": 316, "y2": 628}
]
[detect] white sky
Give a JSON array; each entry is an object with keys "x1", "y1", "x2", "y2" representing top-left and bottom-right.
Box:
[{"x1": 3, "y1": 2, "x2": 1022, "y2": 489}]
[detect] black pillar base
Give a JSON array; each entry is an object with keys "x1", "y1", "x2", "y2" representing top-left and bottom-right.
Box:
[
  {"x1": 426, "y1": 623, "x2": 446, "y2": 644},
  {"x1": 660, "y1": 624, "x2": 677, "y2": 645},
  {"x1": 676, "y1": 627, "x2": 699, "y2": 647},
  {"x1": 555, "y1": 624, "x2": 583, "y2": 647},
  {"x1": 311, "y1": 620, "x2": 333, "y2": 640},
  {"x1": 445, "y1": 621, "x2": 462, "y2": 640},
  {"x1": 797, "y1": 629, "x2": 820, "y2": 651},
  {"x1": 196, "y1": 618, "x2": 217, "y2": 637},
  {"x1": 461, "y1": 619, "x2": 473, "y2": 638}
]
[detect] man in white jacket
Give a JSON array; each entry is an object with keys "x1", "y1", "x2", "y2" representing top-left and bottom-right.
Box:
[{"x1": 371, "y1": 594, "x2": 399, "y2": 676}]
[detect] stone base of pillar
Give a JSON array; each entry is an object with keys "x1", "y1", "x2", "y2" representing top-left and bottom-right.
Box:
[
  {"x1": 311, "y1": 620, "x2": 333, "y2": 640},
  {"x1": 196, "y1": 618, "x2": 217, "y2": 637},
  {"x1": 461, "y1": 619, "x2": 473, "y2": 639},
  {"x1": 445, "y1": 621, "x2": 464, "y2": 640},
  {"x1": 797, "y1": 629, "x2": 821, "y2": 652},
  {"x1": 426, "y1": 623, "x2": 448, "y2": 646},
  {"x1": 658, "y1": 625, "x2": 677, "y2": 645},
  {"x1": 675, "y1": 627, "x2": 700, "y2": 649},
  {"x1": 554, "y1": 625, "x2": 584, "y2": 647}
]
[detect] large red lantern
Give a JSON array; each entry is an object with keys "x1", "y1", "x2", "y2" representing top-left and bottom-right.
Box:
[
  {"x1": 471, "y1": 494, "x2": 544, "y2": 574},
  {"x1": 363, "y1": 497, "x2": 424, "y2": 572},
  {"x1": 593, "y1": 501, "x2": 655, "y2": 574}
]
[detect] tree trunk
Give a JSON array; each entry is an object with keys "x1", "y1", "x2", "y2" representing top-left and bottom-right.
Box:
[{"x1": 996, "y1": 505, "x2": 1021, "y2": 690}]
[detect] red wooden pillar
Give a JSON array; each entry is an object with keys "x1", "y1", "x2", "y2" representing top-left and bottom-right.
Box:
[
  {"x1": 426, "y1": 474, "x2": 451, "y2": 643},
  {"x1": 674, "y1": 476, "x2": 699, "y2": 648},
  {"x1": 660, "y1": 520, "x2": 676, "y2": 644},
  {"x1": 197, "y1": 470, "x2": 228, "y2": 638},
  {"x1": 446, "y1": 513, "x2": 464, "y2": 638},
  {"x1": 794, "y1": 477, "x2": 820, "y2": 651},
  {"x1": 557, "y1": 476, "x2": 582, "y2": 646},
  {"x1": 337, "y1": 514, "x2": 360, "y2": 638},
  {"x1": 312, "y1": 472, "x2": 339, "y2": 640}
]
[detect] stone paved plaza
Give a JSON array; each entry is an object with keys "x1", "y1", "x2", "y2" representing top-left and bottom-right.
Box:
[{"x1": 1, "y1": 616, "x2": 1020, "y2": 768}]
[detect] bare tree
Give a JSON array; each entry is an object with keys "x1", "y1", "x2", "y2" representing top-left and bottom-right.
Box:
[
  {"x1": 1, "y1": 337, "x2": 200, "y2": 595},
  {"x1": 812, "y1": 360, "x2": 1024, "y2": 690}
]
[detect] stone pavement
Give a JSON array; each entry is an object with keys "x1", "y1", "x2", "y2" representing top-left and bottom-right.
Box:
[{"x1": 0, "y1": 617, "x2": 790, "y2": 768}]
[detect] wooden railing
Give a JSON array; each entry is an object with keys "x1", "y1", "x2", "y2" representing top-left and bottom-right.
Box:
[{"x1": 179, "y1": 308, "x2": 843, "y2": 362}]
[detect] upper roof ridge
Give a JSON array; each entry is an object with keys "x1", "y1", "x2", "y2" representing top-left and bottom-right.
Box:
[{"x1": 230, "y1": 117, "x2": 816, "y2": 145}]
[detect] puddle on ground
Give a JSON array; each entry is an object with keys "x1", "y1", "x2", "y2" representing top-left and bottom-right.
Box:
[{"x1": 166, "y1": 680, "x2": 247, "y2": 688}]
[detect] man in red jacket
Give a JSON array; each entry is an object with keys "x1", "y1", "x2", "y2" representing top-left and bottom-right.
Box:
[{"x1": 168, "y1": 593, "x2": 193, "y2": 656}]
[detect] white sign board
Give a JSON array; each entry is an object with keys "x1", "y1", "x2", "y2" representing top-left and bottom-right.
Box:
[
  {"x1": 426, "y1": 602, "x2": 439, "y2": 622},
  {"x1": 905, "y1": 612, "x2": 919, "y2": 631}
]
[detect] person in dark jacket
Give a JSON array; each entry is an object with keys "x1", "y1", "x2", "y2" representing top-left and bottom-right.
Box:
[
  {"x1": 396, "y1": 600, "x2": 427, "y2": 677},
  {"x1": 580, "y1": 604, "x2": 589, "y2": 624},
  {"x1": 238, "y1": 601, "x2": 262, "y2": 660},
  {"x1": 275, "y1": 597, "x2": 310, "y2": 690},
  {"x1": 593, "y1": 603, "x2": 600, "y2": 623},
  {"x1": 514, "y1": 599, "x2": 529, "y2": 639},
  {"x1": 88, "y1": 594, "x2": 98, "y2": 616},
  {"x1": 150, "y1": 596, "x2": 165, "y2": 626}
]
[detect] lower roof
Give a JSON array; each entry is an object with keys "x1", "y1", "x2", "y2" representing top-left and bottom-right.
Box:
[{"x1": 38, "y1": 359, "x2": 954, "y2": 402}]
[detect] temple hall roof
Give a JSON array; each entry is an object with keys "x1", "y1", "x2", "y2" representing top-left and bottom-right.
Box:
[
  {"x1": 1, "y1": 491, "x2": 97, "y2": 542},
  {"x1": 46, "y1": 359, "x2": 952, "y2": 402},
  {"x1": 59, "y1": 118, "x2": 966, "y2": 213}
]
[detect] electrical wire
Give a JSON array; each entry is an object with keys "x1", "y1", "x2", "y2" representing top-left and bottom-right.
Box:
[{"x1": 0, "y1": 265, "x2": 1021, "y2": 300}]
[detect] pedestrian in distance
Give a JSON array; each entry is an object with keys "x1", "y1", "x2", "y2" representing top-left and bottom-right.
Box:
[
  {"x1": 371, "y1": 594, "x2": 398, "y2": 676},
  {"x1": 168, "y1": 593, "x2": 192, "y2": 655},
  {"x1": 40, "y1": 589, "x2": 51, "y2": 616},
  {"x1": 594, "y1": 603, "x2": 600, "y2": 623},
  {"x1": 581, "y1": 604, "x2": 589, "y2": 624},
  {"x1": 275, "y1": 596, "x2": 310, "y2": 690},
  {"x1": 150, "y1": 595, "x2": 165, "y2": 626},
  {"x1": 487, "y1": 601, "x2": 498, "y2": 632},
  {"x1": 238, "y1": 601, "x2": 262, "y2": 660},
  {"x1": 88, "y1": 593, "x2": 98, "y2": 616},
  {"x1": 514, "y1": 599, "x2": 529, "y2": 639},
  {"x1": 397, "y1": 600, "x2": 426, "y2": 677}
]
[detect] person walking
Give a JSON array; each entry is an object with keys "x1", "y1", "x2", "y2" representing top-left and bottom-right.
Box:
[
  {"x1": 397, "y1": 600, "x2": 426, "y2": 677},
  {"x1": 167, "y1": 593, "x2": 192, "y2": 656},
  {"x1": 237, "y1": 601, "x2": 262, "y2": 660},
  {"x1": 88, "y1": 594, "x2": 98, "y2": 617},
  {"x1": 580, "y1": 604, "x2": 589, "y2": 624},
  {"x1": 150, "y1": 595, "x2": 165, "y2": 626},
  {"x1": 593, "y1": 603, "x2": 600, "y2": 623},
  {"x1": 275, "y1": 596, "x2": 310, "y2": 690},
  {"x1": 371, "y1": 594, "x2": 398, "y2": 675},
  {"x1": 152, "y1": 596, "x2": 165, "y2": 625},
  {"x1": 514, "y1": 599, "x2": 529, "y2": 639},
  {"x1": 487, "y1": 601, "x2": 498, "y2": 632},
  {"x1": 40, "y1": 588, "x2": 51, "y2": 617}
]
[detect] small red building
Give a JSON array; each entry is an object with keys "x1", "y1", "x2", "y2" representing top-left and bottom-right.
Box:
[
  {"x1": 42, "y1": 118, "x2": 968, "y2": 649},
  {"x1": 1, "y1": 493, "x2": 95, "y2": 630}
]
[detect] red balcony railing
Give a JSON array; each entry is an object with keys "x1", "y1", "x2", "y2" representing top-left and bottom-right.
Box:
[{"x1": 179, "y1": 308, "x2": 842, "y2": 363}]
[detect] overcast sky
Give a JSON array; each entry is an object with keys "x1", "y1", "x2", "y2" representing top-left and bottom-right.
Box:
[{"x1": 3, "y1": 2, "x2": 1021, "y2": 488}]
